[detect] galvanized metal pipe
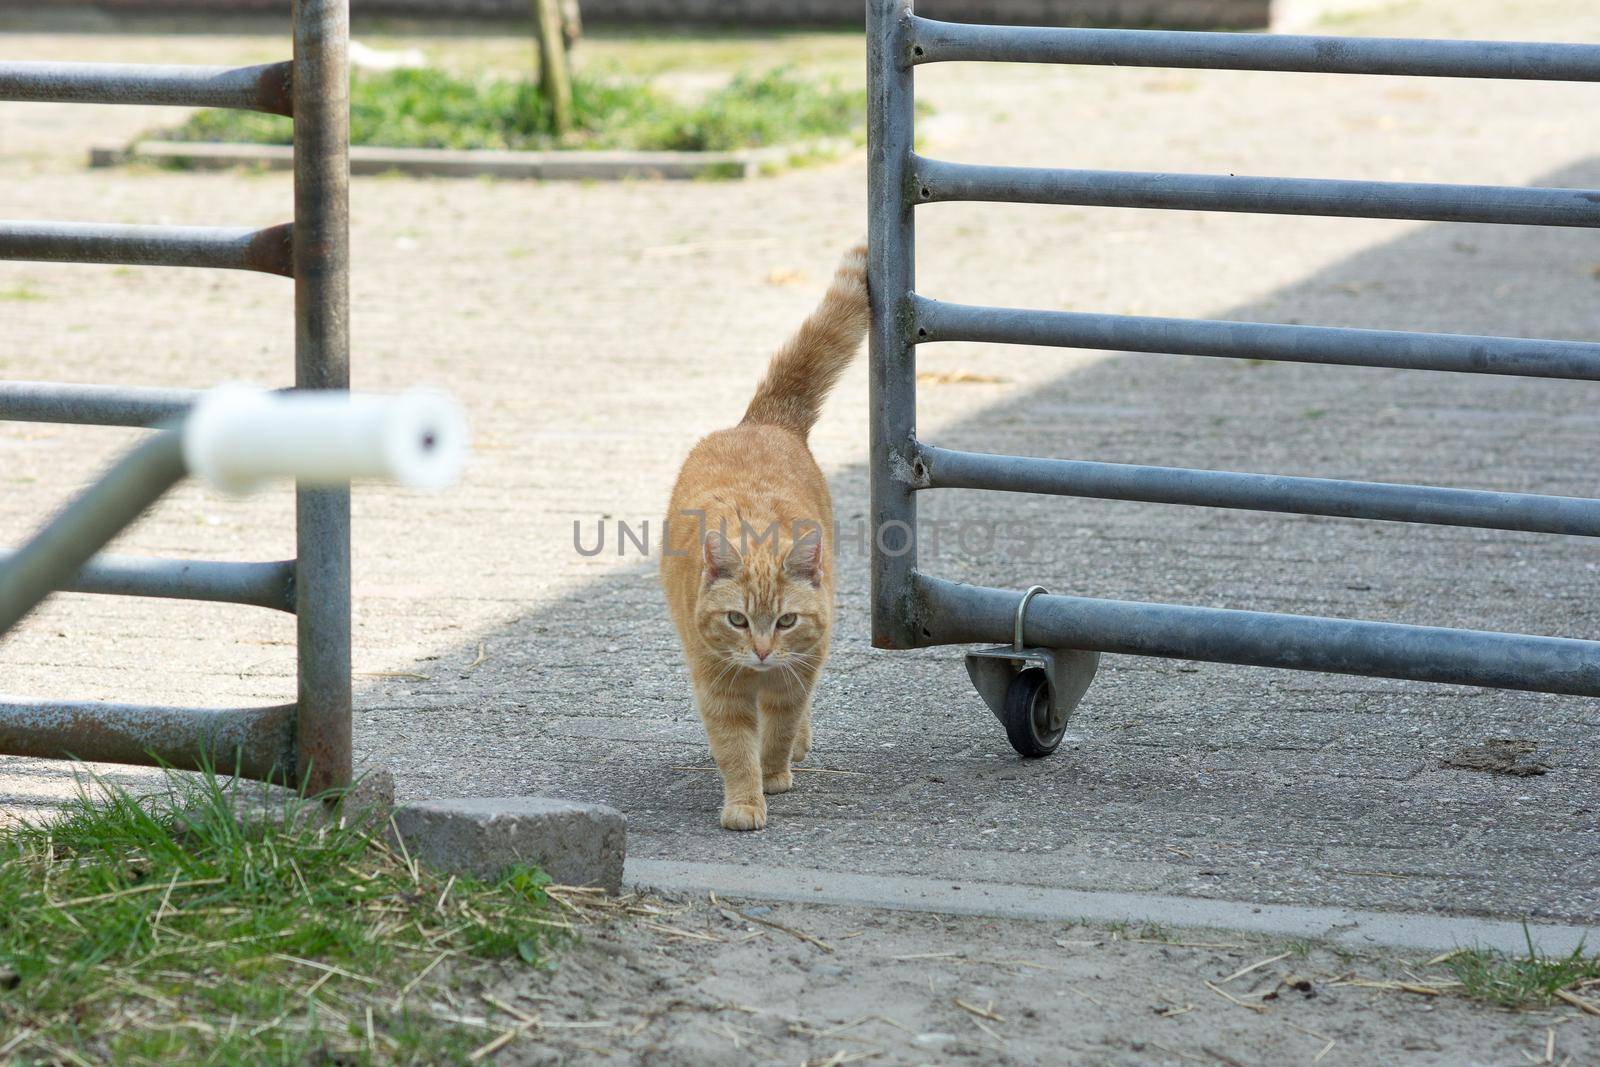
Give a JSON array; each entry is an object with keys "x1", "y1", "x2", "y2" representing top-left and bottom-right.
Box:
[
  {"x1": 0, "y1": 431, "x2": 187, "y2": 637},
  {"x1": 0, "y1": 220, "x2": 294, "y2": 276},
  {"x1": 912, "y1": 158, "x2": 1600, "y2": 228},
  {"x1": 0, "y1": 60, "x2": 292, "y2": 115},
  {"x1": 292, "y1": 0, "x2": 354, "y2": 794},
  {"x1": 915, "y1": 444, "x2": 1600, "y2": 537},
  {"x1": 0, "y1": 551, "x2": 295, "y2": 613},
  {"x1": 912, "y1": 297, "x2": 1600, "y2": 381},
  {"x1": 917, "y1": 576, "x2": 1600, "y2": 697},
  {"x1": 0, "y1": 699, "x2": 296, "y2": 783},
  {"x1": 869, "y1": 0, "x2": 923, "y2": 651},
  {"x1": 908, "y1": 18, "x2": 1600, "y2": 82},
  {"x1": 0, "y1": 381, "x2": 200, "y2": 427},
  {"x1": 0, "y1": 5, "x2": 349, "y2": 793},
  {"x1": 872, "y1": 0, "x2": 1600, "y2": 709}
]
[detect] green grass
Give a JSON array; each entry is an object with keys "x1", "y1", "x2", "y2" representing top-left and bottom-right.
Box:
[
  {"x1": 160, "y1": 66, "x2": 865, "y2": 153},
  {"x1": 648, "y1": 67, "x2": 862, "y2": 151},
  {"x1": 0, "y1": 768, "x2": 564, "y2": 1064},
  {"x1": 1444, "y1": 930, "x2": 1600, "y2": 1011}
]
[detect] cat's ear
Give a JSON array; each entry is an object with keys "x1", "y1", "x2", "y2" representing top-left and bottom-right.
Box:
[
  {"x1": 784, "y1": 527, "x2": 824, "y2": 587},
  {"x1": 703, "y1": 529, "x2": 741, "y2": 584}
]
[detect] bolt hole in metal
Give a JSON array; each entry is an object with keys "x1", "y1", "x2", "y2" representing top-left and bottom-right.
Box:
[
  {"x1": 912, "y1": 45, "x2": 924, "y2": 56},
  {"x1": 919, "y1": 186, "x2": 931, "y2": 198}
]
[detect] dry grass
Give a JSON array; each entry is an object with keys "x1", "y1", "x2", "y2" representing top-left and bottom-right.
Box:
[{"x1": 0, "y1": 768, "x2": 565, "y2": 1064}]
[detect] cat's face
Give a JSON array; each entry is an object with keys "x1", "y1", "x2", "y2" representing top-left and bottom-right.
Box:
[{"x1": 696, "y1": 529, "x2": 828, "y2": 675}]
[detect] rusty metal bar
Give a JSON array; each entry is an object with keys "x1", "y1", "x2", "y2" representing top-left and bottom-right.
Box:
[
  {"x1": 0, "y1": 60, "x2": 292, "y2": 115},
  {"x1": 292, "y1": 0, "x2": 354, "y2": 794},
  {"x1": 0, "y1": 699, "x2": 297, "y2": 783},
  {"x1": 0, "y1": 381, "x2": 200, "y2": 427},
  {"x1": 0, "y1": 221, "x2": 294, "y2": 276},
  {"x1": 0, "y1": 1, "x2": 353, "y2": 794},
  {"x1": 0, "y1": 551, "x2": 296, "y2": 613}
]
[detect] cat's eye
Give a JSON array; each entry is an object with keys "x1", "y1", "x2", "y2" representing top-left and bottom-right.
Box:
[
  {"x1": 776, "y1": 613, "x2": 798, "y2": 629},
  {"x1": 727, "y1": 612, "x2": 748, "y2": 628}
]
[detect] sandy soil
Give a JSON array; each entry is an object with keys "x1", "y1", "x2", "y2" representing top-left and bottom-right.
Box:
[{"x1": 446, "y1": 891, "x2": 1597, "y2": 1067}]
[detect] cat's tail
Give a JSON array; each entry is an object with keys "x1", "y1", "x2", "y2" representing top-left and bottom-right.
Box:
[{"x1": 741, "y1": 242, "x2": 870, "y2": 440}]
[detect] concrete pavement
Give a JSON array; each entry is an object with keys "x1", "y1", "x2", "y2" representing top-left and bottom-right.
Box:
[{"x1": 2, "y1": 0, "x2": 1597, "y2": 934}]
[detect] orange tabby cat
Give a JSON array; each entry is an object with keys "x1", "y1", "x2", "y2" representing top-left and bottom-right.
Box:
[{"x1": 661, "y1": 245, "x2": 869, "y2": 831}]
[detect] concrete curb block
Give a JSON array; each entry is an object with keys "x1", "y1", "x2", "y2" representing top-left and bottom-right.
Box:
[
  {"x1": 90, "y1": 140, "x2": 847, "y2": 181},
  {"x1": 628, "y1": 859, "x2": 1599, "y2": 956},
  {"x1": 390, "y1": 797, "x2": 626, "y2": 892}
]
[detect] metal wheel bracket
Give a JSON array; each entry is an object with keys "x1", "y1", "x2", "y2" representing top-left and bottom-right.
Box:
[
  {"x1": 965, "y1": 644, "x2": 1099, "y2": 735},
  {"x1": 964, "y1": 584, "x2": 1097, "y2": 735}
]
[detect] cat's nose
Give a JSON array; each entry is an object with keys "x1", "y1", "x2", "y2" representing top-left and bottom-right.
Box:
[{"x1": 754, "y1": 647, "x2": 771, "y2": 661}]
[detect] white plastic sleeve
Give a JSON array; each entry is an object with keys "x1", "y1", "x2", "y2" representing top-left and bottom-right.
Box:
[{"x1": 181, "y1": 386, "x2": 467, "y2": 494}]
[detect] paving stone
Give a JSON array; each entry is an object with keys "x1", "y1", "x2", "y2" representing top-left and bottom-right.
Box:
[{"x1": 389, "y1": 796, "x2": 626, "y2": 891}]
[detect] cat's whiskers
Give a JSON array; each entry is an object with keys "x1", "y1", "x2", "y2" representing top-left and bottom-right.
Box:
[
  {"x1": 779, "y1": 647, "x2": 824, "y2": 696},
  {"x1": 775, "y1": 657, "x2": 805, "y2": 698},
  {"x1": 784, "y1": 649, "x2": 821, "y2": 674},
  {"x1": 707, "y1": 652, "x2": 744, "y2": 690}
]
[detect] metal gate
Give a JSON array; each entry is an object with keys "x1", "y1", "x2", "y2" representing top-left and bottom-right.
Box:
[
  {"x1": 0, "y1": 1, "x2": 351, "y2": 792},
  {"x1": 866, "y1": 0, "x2": 1600, "y2": 754}
]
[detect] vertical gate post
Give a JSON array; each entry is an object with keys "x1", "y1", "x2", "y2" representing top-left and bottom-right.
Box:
[
  {"x1": 868, "y1": 0, "x2": 922, "y2": 650},
  {"x1": 292, "y1": 0, "x2": 352, "y2": 793}
]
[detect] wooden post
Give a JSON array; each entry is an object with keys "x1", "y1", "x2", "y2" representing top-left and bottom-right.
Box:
[{"x1": 533, "y1": 0, "x2": 573, "y2": 135}]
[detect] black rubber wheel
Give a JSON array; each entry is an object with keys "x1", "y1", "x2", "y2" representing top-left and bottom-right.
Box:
[{"x1": 1001, "y1": 667, "x2": 1063, "y2": 758}]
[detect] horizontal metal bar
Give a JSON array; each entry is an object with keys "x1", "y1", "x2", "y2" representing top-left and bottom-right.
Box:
[
  {"x1": 0, "y1": 699, "x2": 296, "y2": 784},
  {"x1": 0, "y1": 431, "x2": 189, "y2": 638},
  {"x1": 917, "y1": 575, "x2": 1600, "y2": 697},
  {"x1": 908, "y1": 18, "x2": 1600, "y2": 81},
  {"x1": 915, "y1": 444, "x2": 1600, "y2": 537},
  {"x1": 0, "y1": 221, "x2": 294, "y2": 276},
  {"x1": 912, "y1": 157, "x2": 1600, "y2": 228},
  {"x1": 0, "y1": 381, "x2": 200, "y2": 426},
  {"x1": 0, "y1": 551, "x2": 295, "y2": 612},
  {"x1": 912, "y1": 296, "x2": 1600, "y2": 380},
  {"x1": 0, "y1": 60, "x2": 292, "y2": 115}
]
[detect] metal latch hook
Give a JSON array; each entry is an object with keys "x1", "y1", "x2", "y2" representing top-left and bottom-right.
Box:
[{"x1": 1014, "y1": 584, "x2": 1048, "y2": 652}]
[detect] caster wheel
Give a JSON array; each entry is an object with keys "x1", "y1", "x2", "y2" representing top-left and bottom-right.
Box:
[{"x1": 1002, "y1": 667, "x2": 1063, "y2": 758}]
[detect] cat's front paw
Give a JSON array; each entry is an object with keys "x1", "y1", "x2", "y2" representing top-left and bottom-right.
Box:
[
  {"x1": 721, "y1": 801, "x2": 767, "y2": 831},
  {"x1": 763, "y1": 770, "x2": 793, "y2": 795}
]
